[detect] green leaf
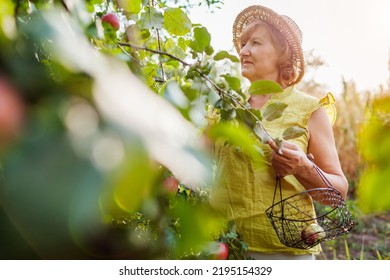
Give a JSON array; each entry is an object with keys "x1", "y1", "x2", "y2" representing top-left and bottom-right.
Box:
[
  {"x1": 126, "y1": 24, "x2": 148, "y2": 45},
  {"x1": 221, "y1": 108, "x2": 236, "y2": 121},
  {"x1": 282, "y1": 126, "x2": 306, "y2": 140},
  {"x1": 221, "y1": 74, "x2": 241, "y2": 93},
  {"x1": 189, "y1": 27, "x2": 211, "y2": 53},
  {"x1": 139, "y1": 7, "x2": 164, "y2": 30},
  {"x1": 0, "y1": 0, "x2": 14, "y2": 22},
  {"x1": 263, "y1": 102, "x2": 287, "y2": 121},
  {"x1": 248, "y1": 80, "x2": 283, "y2": 95},
  {"x1": 253, "y1": 122, "x2": 272, "y2": 144},
  {"x1": 274, "y1": 137, "x2": 283, "y2": 155},
  {"x1": 118, "y1": 0, "x2": 142, "y2": 14},
  {"x1": 214, "y1": 51, "x2": 239, "y2": 63},
  {"x1": 164, "y1": 8, "x2": 191, "y2": 36},
  {"x1": 236, "y1": 108, "x2": 262, "y2": 129},
  {"x1": 358, "y1": 167, "x2": 390, "y2": 213},
  {"x1": 207, "y1": 122, "x2": 264, "y2": 161},
  {"x1": 165, "y1": 38, "x2": 186, "y2": 59}
]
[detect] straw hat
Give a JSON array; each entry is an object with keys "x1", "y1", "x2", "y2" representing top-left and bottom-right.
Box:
[{"x1": 233, "y1": 5, "x2": 305, "y2": 85}]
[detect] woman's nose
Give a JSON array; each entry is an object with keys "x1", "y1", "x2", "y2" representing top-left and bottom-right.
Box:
[{"x1": 239, "y1": 44, "x2": 250, "y2": 57}]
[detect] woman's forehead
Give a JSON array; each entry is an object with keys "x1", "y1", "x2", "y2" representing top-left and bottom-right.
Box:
[{"x1": 241, "y1": 22, "x2": 271, "y2": 41}]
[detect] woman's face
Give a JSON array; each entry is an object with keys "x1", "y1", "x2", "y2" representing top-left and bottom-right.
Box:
[{"x1": 239, "y1": 24, "x2": 280, "y2": 83}]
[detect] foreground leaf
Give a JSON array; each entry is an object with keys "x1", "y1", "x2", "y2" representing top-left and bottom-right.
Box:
[
  {"x1": 248, "y1": 80, "x2": 283, "y2": 95},
  {"x1": 282, "y1": 126, "x2": 306, "y2": 140},
  {"x1": 253, "y1": 122, "x2": 272, "y2": 144},
  {"x1": 263, "y1": 102, "x2": 287, "y2": 121},
  {"x1": 207, "y1": 122, "x2": 264, "y2": 161}
]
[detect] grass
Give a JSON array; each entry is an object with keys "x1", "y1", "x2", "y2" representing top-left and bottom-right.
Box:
[{"x1": 316, "y1": 210, "x2": 390, "y2": 260}]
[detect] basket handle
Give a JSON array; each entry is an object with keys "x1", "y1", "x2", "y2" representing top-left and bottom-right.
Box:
[
  {"x1": 271, "y1": 176, "x2": 283, "y2": 207},
  {"x1": 271, "y1": 153, "x2": 337, "y2": 206},
  {"x1": 307, "y1": 153, "x2": 336, "y2": 190}
]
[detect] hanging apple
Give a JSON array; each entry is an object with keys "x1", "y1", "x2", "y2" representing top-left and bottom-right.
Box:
[
  {"x1": 101, "y1": 13, "x2": 120, "y2": 30},
  {"x1": 162, "y1": 176, "x2": 179, "y2": 193},
  {"x1": 215, "y1": 242, "x2": 229, "y2": 260},
  {"x1": 0, "y1": 76, "x2": 25, "y2": 147}
]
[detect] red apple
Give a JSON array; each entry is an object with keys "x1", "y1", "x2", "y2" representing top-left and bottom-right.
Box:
[
  {"x1": 102, "y1": 13, "x2": 120, "y2": 30},
  {"x1": 162, "y1": 176, "x2": 179, "y2": 193},
  {"x1": 0, "y1": 76, "x2": 25, "y2": 147},
  {"x1": 215, "y1": 242, "x2": 229, "y2": 260}
]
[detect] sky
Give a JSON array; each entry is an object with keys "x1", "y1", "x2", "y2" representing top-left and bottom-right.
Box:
[{"x1": 189, "y1": 0, "x2": 390, "y2": 95}]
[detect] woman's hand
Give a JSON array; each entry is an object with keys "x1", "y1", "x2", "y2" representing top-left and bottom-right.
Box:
[{"x1": 268, "y1": 140, "x2": 311, "y2": 178}]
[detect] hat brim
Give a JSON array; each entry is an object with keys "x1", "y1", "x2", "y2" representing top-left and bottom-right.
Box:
[{"x1": 233, "y1": 5, "x2": 305, "y2": 85}]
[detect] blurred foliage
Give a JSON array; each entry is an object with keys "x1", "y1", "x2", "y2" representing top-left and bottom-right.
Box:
[
  {"x1": 0, "y1": 0, "x2": 253, "y2": 260},
  {"x1": 357, "y1": 93, "x2": 390, "y2": 213},
  {"x1": 0, "y1": 0, "x2": 389, "y2": 260}
]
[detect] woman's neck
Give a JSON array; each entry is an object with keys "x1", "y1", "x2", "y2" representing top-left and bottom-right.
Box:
[{"x1": 249, "y1": 94, "x2": 271, "y2": 110}]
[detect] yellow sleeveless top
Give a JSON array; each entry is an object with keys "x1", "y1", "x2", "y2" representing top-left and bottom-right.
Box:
[{"x1": 210, "y1": 86, "x2": 335, "y2": 255}]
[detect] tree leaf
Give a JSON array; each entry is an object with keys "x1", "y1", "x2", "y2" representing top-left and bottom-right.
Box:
[
  {"x1": 207, "y1": 122, "x2": 264, "y2": 161},
  {"x1": 214, "y1": 51, "x2": 239, "y2": 63},
  {"x1": 165, "y1": 38, "x2": 186, "y2": 59},
  {"x1": 253, "y1": 122, "x2": 272, "y2": 144},
  {"x1": 274, "y1": 137, "x2": 284, "y2": 154},
  {"x1": 263, "y1": 102, "x2": 287, "y2": 121},
  {"x1": 164, "y1": 7, "x2": 191, "y2": 36},
  {"x1": 221, "y1": 74, "x2": 241, "y2": 92},
  {"x1": 189, "y1": 27, "x2": 211, "y2": 53},
  {"x1": 118, "y1": 0, "x2": 142, "y2": 14},
  {"x1": 139, "y1": 7, "x2": 164, "y2": 30},
  {"x1": 282, "y1": 126, "x2": 306, "y2": 140},
  {"x1": 236, "y1": 108, "x2": 262, "y2": 129},
  {"x1": 248, "y1": 80, "x2": 283, "y2": 95}
]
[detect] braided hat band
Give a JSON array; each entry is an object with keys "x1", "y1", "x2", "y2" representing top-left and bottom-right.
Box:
[{"x1": 233, "y1": 5, "x2": 305, "y2": 85}]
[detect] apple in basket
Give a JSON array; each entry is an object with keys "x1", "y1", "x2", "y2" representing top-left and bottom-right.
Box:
[{"x1": 300, "y1": 223, "x2": 326, "y2": 246}]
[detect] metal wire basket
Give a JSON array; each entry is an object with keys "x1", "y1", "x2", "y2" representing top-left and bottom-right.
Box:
[{"x1": 265, "y1": 157, "x2": 354, "y2": 249}]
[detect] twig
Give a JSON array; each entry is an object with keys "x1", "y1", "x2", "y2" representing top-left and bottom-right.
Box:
[
  {"x1": 60, "y1": 0, "x2": 69, "y2": 12},
  {"x1": 156, "y1": 29, "x2": 166, "y2": 82},
  {"x1": 118, "y1": 45, "x2": 144, "y2": 67},
  {"x1": 14, "y1": 0, "x2": 21, "y2": 23},
  {"x1": 117, "y1": 41, "x2": 272, "y2": 140}
]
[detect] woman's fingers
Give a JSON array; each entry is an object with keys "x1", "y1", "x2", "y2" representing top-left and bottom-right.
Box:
[
  {"x1": 269, "y1": 139, "x2": 308, "y2": 177},
  {"x1": 269, "y1": 139, "x2": 297, "y2": 159}
]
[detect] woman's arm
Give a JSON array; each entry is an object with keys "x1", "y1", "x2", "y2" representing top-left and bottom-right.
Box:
[{"x1": 269, "y1": 107, "x2": 349, "y2": 199}]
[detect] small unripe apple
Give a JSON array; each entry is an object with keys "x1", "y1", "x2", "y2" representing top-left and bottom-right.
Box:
[
  {"x1": 102, "y1": 13, "x2": 120, "y2": 30},
  {"x1": 301, "y1": 223, "x2": 326, "y2": 246},
  {"x1": 162, "y1": 176, "x2": 179, "y2": 193}
]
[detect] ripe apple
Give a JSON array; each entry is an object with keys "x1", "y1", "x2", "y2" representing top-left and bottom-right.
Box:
[
  {"x1": 204, "y1": 241, "x2": 229, "y2": 260},
  {"x1": 162, "y1": 176, "x2": 179, "y2": 193},
  {"x1": 102, "y1": 13, "x2": 120, "y2": 30},
  {"x1": 215, "y1": 242, "x2": 229, "y2": 260},
  {"x1": 0, "y1": 76, "x2": 25, "y2": 147},
  {"x1": 301, "y1": 223, "x2": 326, "y2": 246}
]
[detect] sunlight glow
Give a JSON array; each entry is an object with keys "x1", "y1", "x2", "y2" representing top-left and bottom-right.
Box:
[{"x1": 190, "y1": 0, "x2": 390, "y2": 94}]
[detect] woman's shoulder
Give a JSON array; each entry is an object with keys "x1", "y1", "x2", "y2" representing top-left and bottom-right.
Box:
[
  {"x1": 290, "y1": 88, "x2": 320, "y2": 103},
  {"x1": 285, "y1": 87, "x2": 321, "y2": 113}
]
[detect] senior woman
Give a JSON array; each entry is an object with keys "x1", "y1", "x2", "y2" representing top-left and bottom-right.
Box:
[{"x1": 210, "y1": 5, "x2": 348, "y2": 260}]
